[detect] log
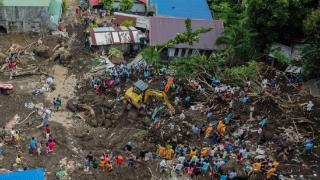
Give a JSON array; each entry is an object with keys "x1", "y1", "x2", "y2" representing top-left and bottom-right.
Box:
[
  {"x1": 15, "y1": 67, "x2": 39, "y2": 77},
  {"x1": 16, "y1": 111, "x2": 36, "y2": 125},
  {"x1": 78, "y1": 104, "x2": 97, "y2": 126},
  {"x1": 78, "y1": 104, "x2": 96, "y2": 118}
]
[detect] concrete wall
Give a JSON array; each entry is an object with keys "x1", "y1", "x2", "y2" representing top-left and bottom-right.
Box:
[{"x1": 0, "y1": 6, "x2": 52, "y2": 33}]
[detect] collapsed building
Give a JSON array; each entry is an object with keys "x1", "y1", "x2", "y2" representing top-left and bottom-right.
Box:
[{"x1": 0, "y1": 0, "x2": 62, "y2": 33}]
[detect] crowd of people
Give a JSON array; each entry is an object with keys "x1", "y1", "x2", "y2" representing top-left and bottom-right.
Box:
[
  {"x1": 82, "y1": 59, "x2": 318, "y2": 179},
  {"x1": 0, "y1": 95, "x2": 61, "y2": 168}
]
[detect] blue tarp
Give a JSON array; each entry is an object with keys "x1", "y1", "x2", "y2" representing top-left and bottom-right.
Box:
[
  {"x1": 150, "y1": 0, "x2": 213, "y2": 20},
  {"x1": 0, "y1": 168, "x2": 44, "y2": 180}
]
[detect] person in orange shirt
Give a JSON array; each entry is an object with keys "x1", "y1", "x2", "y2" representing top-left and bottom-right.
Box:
[
  {"x1": 272, "y1": 161, "x2": 279, "y2": 169},
  {"x1": 266, "y1": 166, "x2": 277, "y2": 179},
  {"x1": 252, "y1": 162, "x2": 262, "y2": 171},
  {"x1": 189, "y1": 148, "x2": 196, "y2": 158},
  {"x1": 205, "y1": 125, "x2": 213, "y2": 139},
  {"x1": 165, "y1": 148, "x2": 174, "y2": 159},
  {"x1": 217, "y1": 121, "x2": 226, "y2": 137},
  {"x1": 201, "y1": 147, "x2": 209, "y2": 157},
  {"x1": 98, "y1": 157, "x2": 106, "y2": 168},
  {"x1": 158, "y1": 145, "x2": 166, "y2": 158}
]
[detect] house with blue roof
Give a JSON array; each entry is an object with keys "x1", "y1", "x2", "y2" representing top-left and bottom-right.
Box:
[{"x1": 148, "y1": 0, "x2": 213, "y2": 20}]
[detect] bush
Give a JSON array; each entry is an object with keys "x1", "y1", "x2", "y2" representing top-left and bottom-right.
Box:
[{"x1": 62, "y1": 0, "x2": 68, "y2": 14}]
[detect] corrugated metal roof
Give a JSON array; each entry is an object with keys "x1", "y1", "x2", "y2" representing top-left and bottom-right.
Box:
[
  {"x1": 149, "y1": 16, "x2": 224, "y2": 51},
  {"x1": 150, "y1": 0, "x2": 212, "y2": 20},
  {"x1": 90, "y1": 26, "x2": 142, "y2": 46},
  {"x1": 0, "y1": 0, "x2": 51, "y2": 7},
  {"x1": 137, "y1": 0, "x2": 147, "y2": 4},
  {"x1": 0, "y1": 168, "x2": 44, "y2": 180},
  {"x1": 89, "y1": 0, "x2": 100, "y2": 7}
]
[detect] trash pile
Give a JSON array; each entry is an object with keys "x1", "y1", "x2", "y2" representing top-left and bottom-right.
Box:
[{"x1": 32, "y1": 75, "x2": 55, "y2": 96}]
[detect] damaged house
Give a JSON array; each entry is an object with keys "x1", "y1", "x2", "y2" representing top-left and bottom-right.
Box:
[
  {"x1": 0, "y1": 0, "x2": 62, "y2": 33},
  {"x1": 88, "y1": 26, "x2": 145, "y2": 52}
]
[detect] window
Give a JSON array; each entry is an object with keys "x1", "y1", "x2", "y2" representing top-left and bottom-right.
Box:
[
  {"x1": 188, "y1": 49, "x2": 193, "y2": 56},
  {"x1": 174, "y1": 48, "x2": 179, "y2": 56}
]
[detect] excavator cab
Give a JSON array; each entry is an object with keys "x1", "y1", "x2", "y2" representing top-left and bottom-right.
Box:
[{"x1": 124, "y1": 80, "x2": 149, "y2": 108}]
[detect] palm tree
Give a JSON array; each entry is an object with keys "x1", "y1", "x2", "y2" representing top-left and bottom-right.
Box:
[{"x1": 216, "y1": 20, "x2": 257, "y2": 66}]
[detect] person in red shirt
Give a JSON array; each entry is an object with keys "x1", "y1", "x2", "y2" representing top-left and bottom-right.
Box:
[
  {"x1": 48, "y1": 139, "x2": 55, "y2": 153},
  {"x1": 45, "y1": 125, "x2": 51, "y2": 134},
  {"x1": 116, "y1": 155, "x2": 124, "y2": 165}
]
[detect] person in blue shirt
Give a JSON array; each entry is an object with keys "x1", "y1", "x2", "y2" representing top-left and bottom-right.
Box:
[
  {"x1": 192, "y1": 125, "x2": 199, "y2": 137},
  {"x1": 220, "y1": 174, "x2": 228, "y2": 180},
  {"x1": 202, "y1": 161, "x2": 209, "y2": 172},
  {"x1": 304, "y1": 137, "x2": 314, "y2": 155},
  {"x1": 29, "y1": 137, "x2": 37, "y2": 153},
  {"x1": 184, "y1": 96, "x2": 191, "y2": 108},
  {"x1": 242, "y1": 95, "x2": 249, "y2": 105},
  {"x1": 260, "y1": 115, "x2": 268, "y2": 128}
]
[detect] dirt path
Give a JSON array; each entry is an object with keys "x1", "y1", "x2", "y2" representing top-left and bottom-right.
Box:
[{"x1": 46, "y1": 65, "x2": 77, "y2": 128}]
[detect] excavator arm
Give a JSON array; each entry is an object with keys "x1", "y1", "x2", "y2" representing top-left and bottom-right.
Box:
[{"x1": 144, "y1": 89, "x2": 175, "y2": 114}]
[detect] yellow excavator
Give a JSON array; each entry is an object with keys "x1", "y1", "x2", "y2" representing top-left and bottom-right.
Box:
[{"x1": 124, "y1": 80, "x2": 175, "y2": 114}]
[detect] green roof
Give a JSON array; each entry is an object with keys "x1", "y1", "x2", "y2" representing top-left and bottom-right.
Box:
[{"x1": 0, "y1": 0, "x2": 51, "y2": 7}]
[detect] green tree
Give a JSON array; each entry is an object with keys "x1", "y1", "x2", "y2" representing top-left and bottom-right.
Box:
[
  {"x1": 108, "y1": 48, "x2": 121, "y2": 58},
  {"x1": 247, "y1": 0, "x2": 290, "y2": 46},
  {"x1": 303, "y1": 8, "x2": 320, "y2": 41},
  {"x1": 169, "y1": 53, "x2": 228, "y2": 78},
  {"x1": 101, "y1": 0, "x2": 114, "y2": 11},
  {"x1": 141, "y1": 47, "x2": 162, "y2": 70},
  {"x1": 120, "y1": 0, "x2": 134, "y2": 11},
  {"x1": 222, "y1": 61, "x2": 260, "y2": 85},
  {"x1": 216, "y1": 20, "x2": 258, "y2": 65},
  {"x1": 301, "y1": 44, "x2": 320, "y2": 79},
  {"x1": 120, "y1": 20, "x2": 134, "y2": 27},
  {"x1": 301, "y1": 8, "x2": 320, "y2": 79},
  {"x1": 211, "y1": 0, "x2": 246, "y2": 26}
]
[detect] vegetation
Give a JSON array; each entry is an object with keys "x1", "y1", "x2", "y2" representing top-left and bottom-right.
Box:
[
  {"x1": 216, "y1": 20, "x2": 258, "y2": 65},
  {"x1": 120, "y1": 20, "x2": 134, "y2": 27},
  {"x1": 119, "y1": 0, "x2": 134, "y2": 11},
  {"x1": 170, "y1": 53, "x2": 227, "y2": 78},
  {"x1": 142, "y1": 0, "x2": 319, "y2": 82},
  {"x1": 222, "y1": 61, "x2": 260, "y2": 85},
  {"x1": 62, "y1": 0, "x2": 68, "y2": 14},
  {"x1": 301, "y1": 44, "x2": 320, "y2": 79},
  {"x1": 101, "y1": 0, "x2": 114, "y2": 11},
  {"x1": 270, "y1": 48, "x2": 289, "y2": 65},
  {"x1": 108, "y1": 48, "x2": 121, "y2": 58},
  {"x1": 141, "y1": 47, "x2": 162, "y2": 70}
]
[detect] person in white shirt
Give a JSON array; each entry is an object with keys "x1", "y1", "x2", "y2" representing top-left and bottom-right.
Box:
[{"x1": 306, "y1": 100, "x2": 314, "y2": 112}]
